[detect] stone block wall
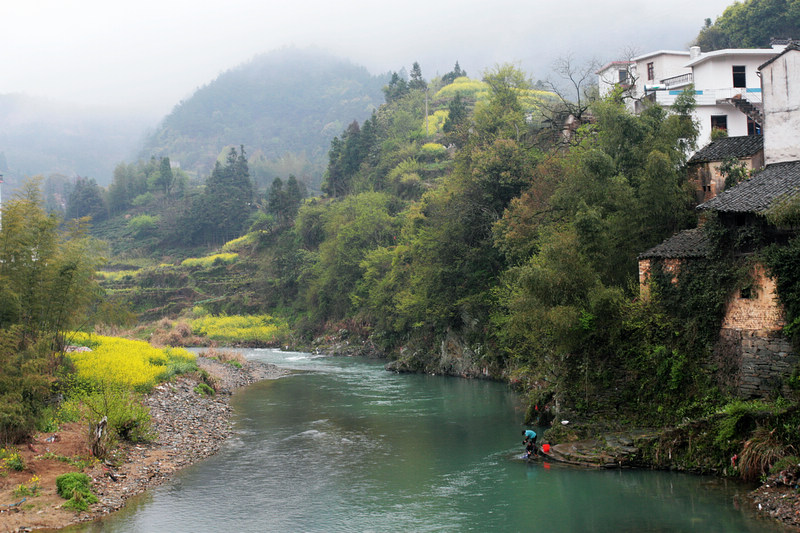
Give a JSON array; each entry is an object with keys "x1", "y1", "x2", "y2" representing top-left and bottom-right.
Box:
[
  {"x1": 721, "y1": 263, "x2": 785, "y2": 331},
  {"x1": 715, "y1": 264, "x2": 796, "y2": 397},
  {"x1": 717, "y1": 328, "x2": 798, "y2": 398}
]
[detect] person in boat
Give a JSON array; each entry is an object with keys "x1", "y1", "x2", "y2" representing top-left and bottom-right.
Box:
[{"x1": 522, "y1": 429, "x2": 537, "y2": 457}]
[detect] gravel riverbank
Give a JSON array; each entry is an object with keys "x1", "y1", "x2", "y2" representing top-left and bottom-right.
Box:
[
  {"x1": 0, "y1": 355, "x2": 289, "y2": 533},
  {"x1": 84, "y1": 356, "x2": 290, "y2": 521}
]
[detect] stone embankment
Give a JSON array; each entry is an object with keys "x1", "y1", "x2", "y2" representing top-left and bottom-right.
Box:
[{"x1": 83, "y1": 356, "x2": 290, "y2": 522}]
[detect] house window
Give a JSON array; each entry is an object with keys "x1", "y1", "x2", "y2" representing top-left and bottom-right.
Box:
[
  {"x1": 711, "y1": 115, "x2": 728, "y2": 132},
  {"x1": 647, "y1": 62, "x2": 655, "y2": 81},
  {"x1": 747, "y1": 117, "x2": 762, "y2": 135},
  {"x1": 732, "y1": 65, "x2": 746, "y2": 88},
  {"x1": 618, "y1": 69, "x2": 628, "y2": 83}
]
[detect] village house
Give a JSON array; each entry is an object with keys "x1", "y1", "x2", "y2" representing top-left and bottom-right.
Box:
[
  {"x1": 598, "y1": 42, "x2": 791, "y2": 147},
  {"x1": 639, "y1": 42, "x2": 800, "y2": 398},
  {"x1": 687, "y1": 135, "x2": 764, "y2": 203}
]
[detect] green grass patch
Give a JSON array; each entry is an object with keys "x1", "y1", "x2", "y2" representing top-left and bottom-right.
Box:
[{"x1": 56, "y1": 472, "x2": 98, "y2": 512}]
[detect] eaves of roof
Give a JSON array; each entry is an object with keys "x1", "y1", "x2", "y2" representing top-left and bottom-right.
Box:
[
  {"x1": 698, "y1": 160, "x2": 800, "y2": 214},
  {"x1": 685, "y1": 48, "x2": 778, "y2": 68},
  {"x1": 639, "y1": 228, "x2": 709, "y2": 259},
  {"x1": 688, "y1": 135, "x2": 764, "y2": 164},
  {"x1": 759, "y1": 42, "x2": 800, "y2": 70}
]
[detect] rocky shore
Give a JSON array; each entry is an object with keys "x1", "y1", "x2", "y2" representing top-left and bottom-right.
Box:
[
  {"x1": 0, "y1": 355, "x2": 289, "y2": 533},
  {"x1": 83, "y1": 356, "x2": 289, "y2": 522}
]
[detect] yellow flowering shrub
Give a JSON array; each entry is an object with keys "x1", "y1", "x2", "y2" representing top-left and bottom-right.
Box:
[
  {"x1": 180, "y1": 253, "x2": 238, "y2": 268},
  {"x1": 420, "y1": 110, "x2": 449, "y2": 136},
  {"x1": 221, "y1": 232, "x2": 265, "y2": 252},
  {"x1": 191, "y1": 314, "x2": 289, "y2": 343},
  {"x1": 67, "y1": 333, "x2": 196, "y2": 391},
  {"x1": 435, "y1": 77, "x2": 489, "y2": 100},
  {"x1": 419, "y1": 142, "x2": 447, "y2": 159},
  {"x1": 435, "y1": 76, "x2": 556, "y2": 114},
  {"x1": 95, "y1": 269, "x2": 141, "y2": 282}
]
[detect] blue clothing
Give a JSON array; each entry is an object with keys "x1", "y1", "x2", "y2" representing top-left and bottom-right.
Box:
[{"x1": 524, "y1": 430, "x2": 536, "y2": 440}]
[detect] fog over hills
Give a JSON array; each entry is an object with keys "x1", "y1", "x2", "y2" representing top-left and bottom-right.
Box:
[
  {"x1": 140, "y1": 48, "x2": 388, "y2": 191},
  {"x1": 0, "y1": 94, "x2": 154, "y2": 188},
  {"x1": 0, "y1": 49, "x2": 387, "y2": 193}
]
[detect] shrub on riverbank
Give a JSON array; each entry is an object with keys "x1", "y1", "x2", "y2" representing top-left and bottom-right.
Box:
[
  {"x1": 56, "y1": 472, "x2": 98, "y2": 511},
  {"x1": 636, "y1": 399, "x2": 800, "y2": 480}
]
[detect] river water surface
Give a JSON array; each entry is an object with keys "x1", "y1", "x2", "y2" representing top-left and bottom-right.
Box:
[{"x1": 72, "y1": 349, "x2": 786, "y2": 532}]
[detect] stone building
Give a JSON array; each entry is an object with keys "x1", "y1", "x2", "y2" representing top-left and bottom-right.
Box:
[
  {"x1": 639, "y1": 43, "x2": 800, "y2": 398},
  {"x1": 687, "y1": 135, "x2": 763, "y2": 203}
]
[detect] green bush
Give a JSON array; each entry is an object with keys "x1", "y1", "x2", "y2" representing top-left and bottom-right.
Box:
[
  {"x1": 127, "y1": 214, "x2": 160, "y2": 237},
  {"x1": 56, "y1": 472, "x2": 98, "y2": 511},
  {"x1": 81, "y1": 387, "x2": 154, "y2": 444},
  {"x1": 194, "y1": 383, "x2": 215, "y2": 396},
  {"x1": 771, "y1": 455, "x2": 800, "y2": 473}
]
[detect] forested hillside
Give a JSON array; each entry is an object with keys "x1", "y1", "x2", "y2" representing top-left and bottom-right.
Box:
[
  {"x1": 97, "y1": 61, "x2": 735, "y2": 427},
  {"x1": 139, "y1": 48, "x2": 388, "y2": 192},
  {"x1": 695, "y1": 0, "x2": 800, "y2": 50}
]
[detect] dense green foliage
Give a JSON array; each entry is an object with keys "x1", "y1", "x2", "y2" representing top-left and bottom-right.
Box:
[
  {"x1": 695, "y1": 0, "x2": 800, "y2": 50},
  {"x1": 140, "y1": 48, "x2": 388, "y2": 191},
  {"x1": 182, "y1": 146, "x2": 254, "y2": 246},
  {"x1": 98, "y1": 64, "x2": 725, "y2": 425},
  {"x1": 0, "y1": 180, "x2": 104, "y2": 442},
  {"x1": 762, "y1": 235, "x2": 800, "y2": 348},
  {"x1": 56, "y1": 472, "x2": 98, "y2": 511}
]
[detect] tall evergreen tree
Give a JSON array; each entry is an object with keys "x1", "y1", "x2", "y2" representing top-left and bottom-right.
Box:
[
  {"x1": 442, "y1": 61, "x2": 467, "y2": 85},
  {"x1": 443, "y1": 92, "x2": 468, "y2": 135},
  {"x1": 409, "y1": 61, "x2": 427, "y2": 91},
  {"x1": 66, "y1": 177, "x2": 107, "y2": 222},
  {"x1": 188, "y1": 146, "x2": 254, "y2": 245}
]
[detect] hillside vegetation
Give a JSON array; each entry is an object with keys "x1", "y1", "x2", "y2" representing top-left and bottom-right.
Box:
[
  {"x1": 140, "y1": 48, "x2": 388, "y2": 192},
  {"x1": 695, "y1": 0, "x2": 800, "y2": 50},
  {"x1": 5, "y1": 53, "x2": 800, "y2": 488}
]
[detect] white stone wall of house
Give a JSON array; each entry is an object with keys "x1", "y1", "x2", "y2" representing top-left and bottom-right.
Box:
[{"x1": 761, "y1": 48, "x2": 800, "y2": 165}]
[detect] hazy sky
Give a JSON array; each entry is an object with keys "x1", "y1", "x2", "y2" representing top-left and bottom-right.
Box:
[{"x1": 3, "y1": 0, "x2": 734, "y2": 118}]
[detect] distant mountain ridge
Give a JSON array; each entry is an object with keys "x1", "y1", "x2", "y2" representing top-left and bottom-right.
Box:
[
  {"x1": 139, "y1": 48, "x2": 389, "y2": 190},
  {"x1": 0, "y1": 94, "x2": 152, "y2": 187}
]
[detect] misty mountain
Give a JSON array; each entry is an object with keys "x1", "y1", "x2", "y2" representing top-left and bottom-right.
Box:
[
  {"x1": 0, "y1": 94, "x2": 153, "y2": 187},
  {"x1": 139, "y1": 48, "x2": 389, "y2": 191}
]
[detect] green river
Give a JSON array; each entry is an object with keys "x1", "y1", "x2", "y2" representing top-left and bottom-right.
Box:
[{"x1": 71, "y1": 349, "x2": 787, "y2": 532}]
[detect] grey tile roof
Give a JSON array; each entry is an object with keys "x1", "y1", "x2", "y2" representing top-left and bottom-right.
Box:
[
  {"x1": 639, "y1": 228, "x2": 709, "y2": 259},
  {"x1": 688, "y1": 135, "x2": 763, "y2": 164},
  {"x1": 698, "y1": 160, "x2": 800, "y2": 214}
]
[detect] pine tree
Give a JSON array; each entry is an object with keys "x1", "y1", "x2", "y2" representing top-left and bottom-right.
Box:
[
  {"x1": 189, "y1": 146, "x2": 254, "y2": 244},
  {"x1": 409, "y1": 61, "x2": 427, "y2": 91}
]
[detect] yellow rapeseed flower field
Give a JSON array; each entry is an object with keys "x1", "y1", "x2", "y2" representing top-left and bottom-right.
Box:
[
  {"x1": 67, "y1": 332, "x2": 196, "y2": 390},
  {"x1": 191, "y1": 314, "x2": 288, "y2": 343},
  {"x1": 180, "y1": 253, "x2": 238, "y2": 268}
]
